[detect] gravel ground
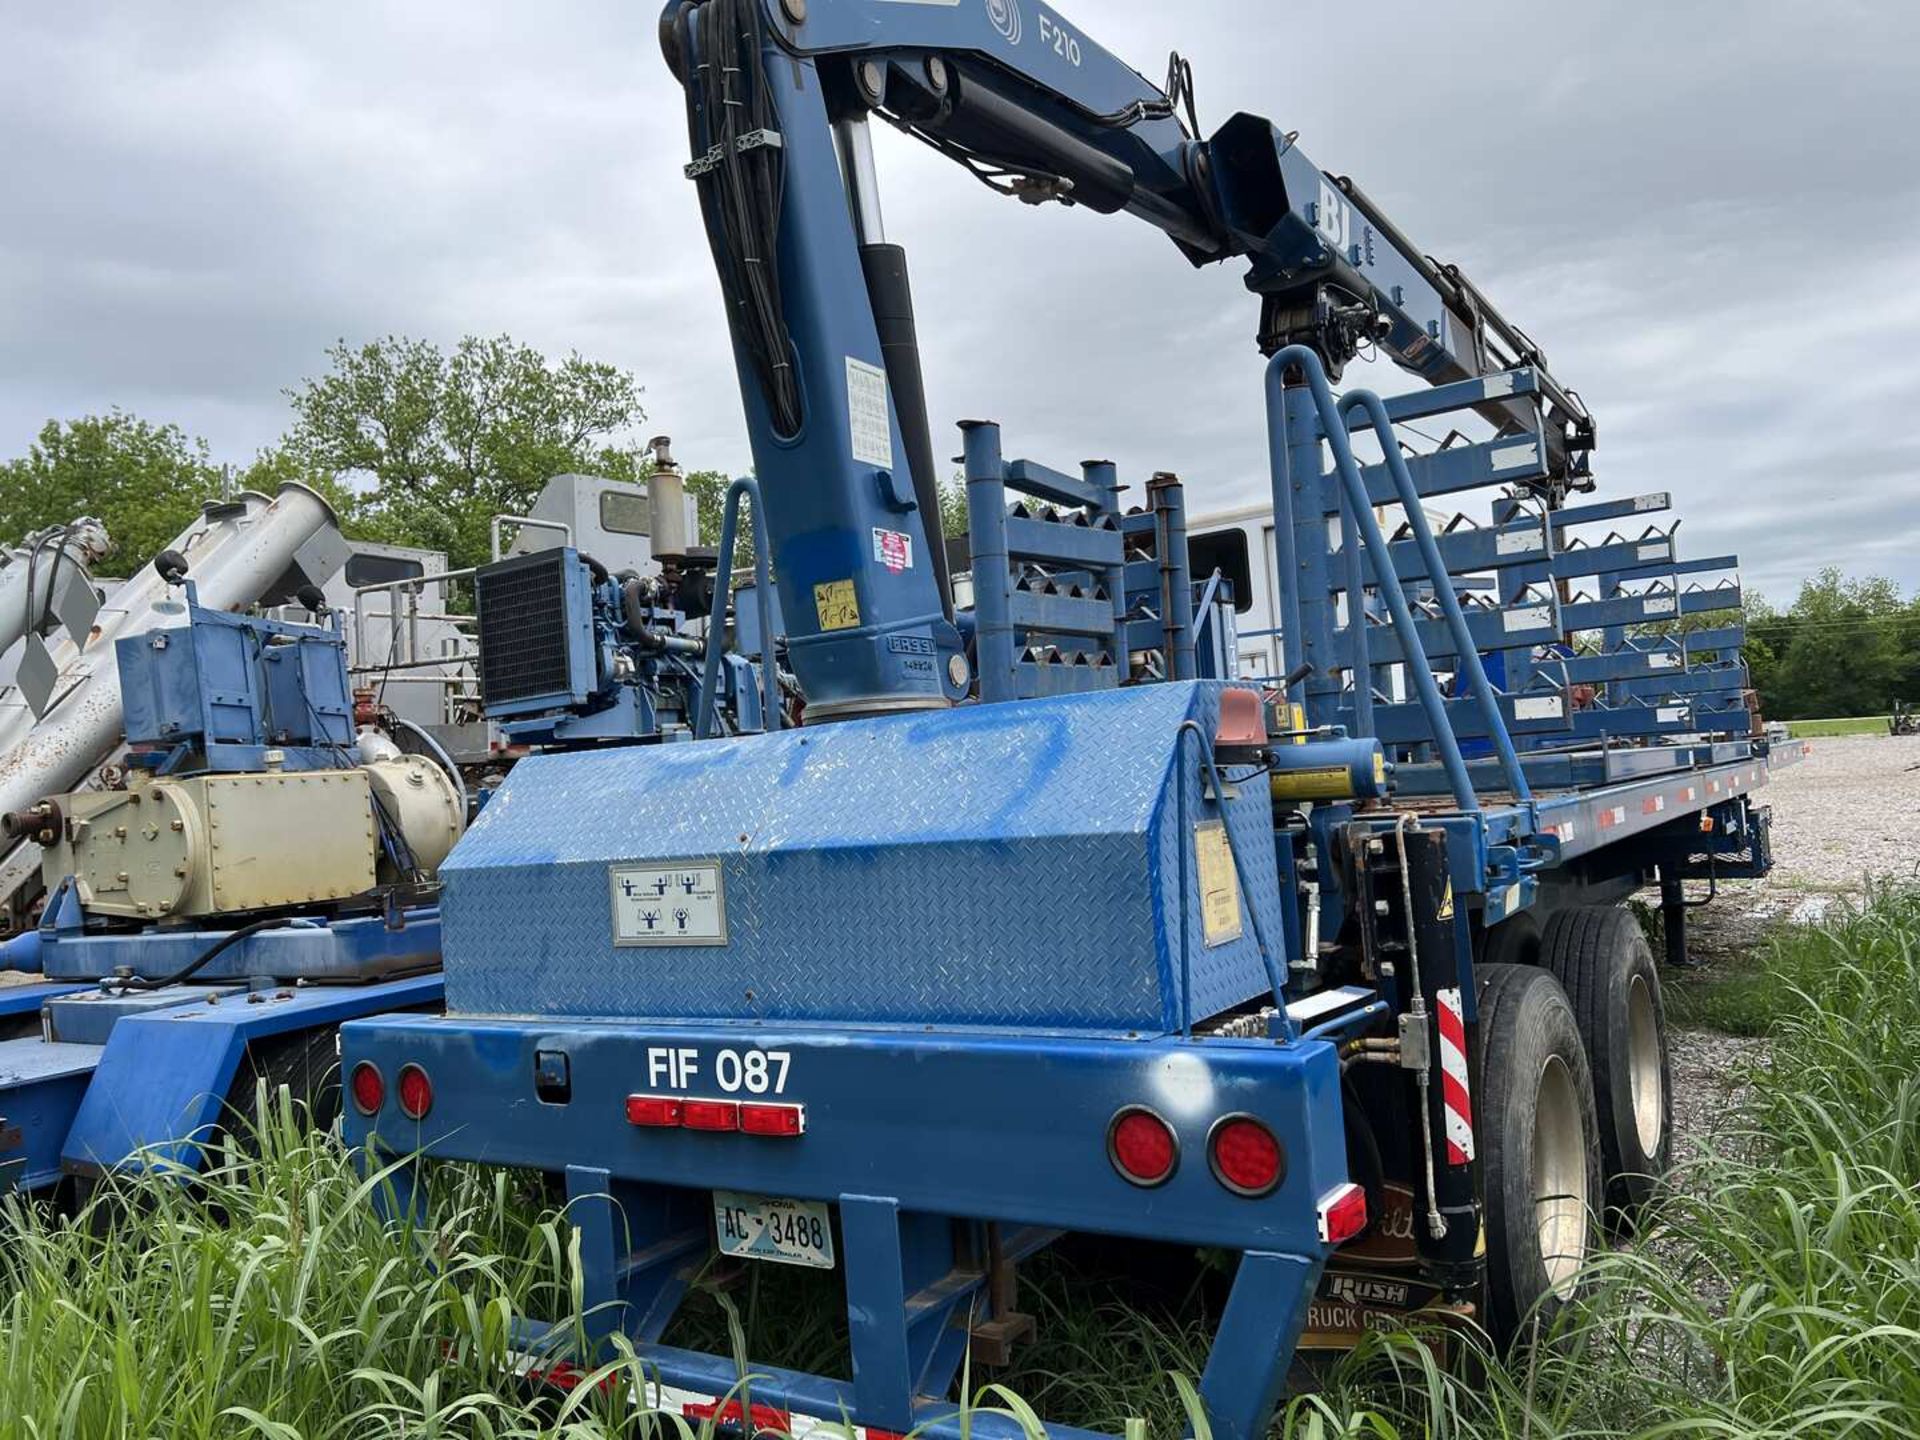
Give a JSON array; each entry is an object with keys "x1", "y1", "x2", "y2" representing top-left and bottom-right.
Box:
[
  {"x1": 1665, "y1": 734, "x2": 1908, "y2": 1186},
  {"x1": 1700, "y1": 732, "x2": 1920, "y2": 942}
]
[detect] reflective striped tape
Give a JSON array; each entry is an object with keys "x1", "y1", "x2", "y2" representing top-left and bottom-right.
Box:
[{"x1": 1435, "y1": 985, "x2": 1475, "y2": 1164}]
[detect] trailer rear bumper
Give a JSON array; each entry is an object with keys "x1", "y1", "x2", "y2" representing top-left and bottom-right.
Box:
[
  {"x1": 342, "y1": 1013, "x2": 1353, "y2": 1440},
  {"x1": 343, "y1": 1014, "x2": 1348, "y2": 1253}
]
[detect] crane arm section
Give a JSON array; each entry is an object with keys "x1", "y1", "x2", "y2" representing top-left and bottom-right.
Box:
[{"x1": 663, "y1": 0, "x2": 1594, "y2": 717}]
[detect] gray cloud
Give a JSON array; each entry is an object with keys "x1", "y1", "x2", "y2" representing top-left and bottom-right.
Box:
[{"x1": 2, "y1": 1, "x2": 1914, "y2": 600}]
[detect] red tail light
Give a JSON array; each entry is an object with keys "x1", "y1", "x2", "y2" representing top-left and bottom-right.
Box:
[
  {"x1": 739, "y1": 1102, "x2": 805, "y2": 1136},
  {"x1": 1317, "y1": 1181, "x2": 1368, "y2": 1244},
  {"x1": 349, "y1": 1061, "x2": 385, "y2": 1116},
  {"x1": 682, "y1": 1098, "x2": 740, "y2": 1132},
  {"x1": 1208, "y1": 1114, "x2": 1284, "y2": 1196},
  {"x1": 625, "y1": 1094, "x2": 685, "y2": 1128},
  {"x1": 396, "y1": 1063, "x2": 433, "y2": 1120},
  {"x1": 1107, "y1": 1106, "x2": 1177, "y2": 1186}
]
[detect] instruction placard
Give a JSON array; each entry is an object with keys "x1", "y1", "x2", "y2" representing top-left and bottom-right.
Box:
[
  {"x1": 611, "y1": 862, "x2": 727, "y2": 947},
  {"x1": 1193, "y1": 821, "x2": 1244, "y2": 947},
  {"x1": 846, "y1": 356, "x2": 892, "y2": 468}
]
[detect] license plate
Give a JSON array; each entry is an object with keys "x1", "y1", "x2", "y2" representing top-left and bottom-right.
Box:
[{"x1": 713, "y1": 1190, "x2": 835, "y2": 1270}]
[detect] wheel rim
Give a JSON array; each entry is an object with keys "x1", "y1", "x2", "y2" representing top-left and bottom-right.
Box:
[
  {"x1": 1627, "y1": 972, "x2": 1665, "y2": 1156},
  {"x1": 1534, "y1": 1053, "x2": 1589, "y2": 1296}
]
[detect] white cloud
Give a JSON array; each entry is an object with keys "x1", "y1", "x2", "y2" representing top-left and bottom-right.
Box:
[{"x1": 1, "y1": 0, "x2": 1914, "y2": 600}]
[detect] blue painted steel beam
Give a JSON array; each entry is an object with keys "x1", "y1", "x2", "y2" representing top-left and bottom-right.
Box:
[
  {"x1": 1590, "y1": 553, "x2": 1740, "y2": 588},
  {"x1": 62, "y1": 972, "x2": 444, "y2": 1179},
  {"x1": 1321, "y1": 433, "x2": 1550, "y2": 513},
  {"x1": 1003, "y1": 458, "x2": 1108, "y2": 511},
  {"x1": 1532, "y1": 757, "x2": 1772, "y2": 860},
  {"x1": 1003, "y1": 514, "x2": 1124, "y2": 568},
  {"x1": 1561, "y1": 584, "x2": 1741, "y2": 629},
  {"x1": 0, "y1": 979, "x2": 83, "y2": 1019},
  {"x1": 1338, "y1": 694, "x2": 1572, "y2": 745},
  {"x1": 1615, "y1": 665, "x2": 1749, "y2": 700},
  {"x1": 1546, "y1": 492, "x2": 1673, "y2": 526},
  {"x1": 0, "y1": 1039, "x2": 101, "y2": 1191},
  {"x1": 1342, "y1": 600, "x2": 1560, "y2": 666},
  {"x1": 343, "y1": 1013, "x2": 1348, "y2": 1255},
  {"x1": 36, "y1": 906, "x2": 444, "y2": 984},
  {"x1": 1365, "y1": 367, "x2": 1546, "y2": 426}
]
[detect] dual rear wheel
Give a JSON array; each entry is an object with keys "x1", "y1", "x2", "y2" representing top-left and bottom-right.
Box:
[{"x1": 1477, "y1": 904, "x2": 1672, "y2": 1343}]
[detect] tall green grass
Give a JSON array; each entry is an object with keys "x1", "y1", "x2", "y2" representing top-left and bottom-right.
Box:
[
  {"x1": 4, "y1": 887, "x2": 1918, "y2": 1437},
  {"x1": 1272, "y1": 884, "x2": 1920, "y2": 1437},
  {"x1": 1785, "y1": 717, "x2": 1891, "y2": 738}
]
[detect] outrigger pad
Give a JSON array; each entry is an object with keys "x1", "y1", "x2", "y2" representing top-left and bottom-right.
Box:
[{"x1": 440, "y1": 680, "x2": 1286, "y2": 1032}]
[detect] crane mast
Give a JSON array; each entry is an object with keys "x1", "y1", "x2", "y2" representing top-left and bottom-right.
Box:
[{"x1": 663, "y1": 0, "x2": 1593, "y2": 718}]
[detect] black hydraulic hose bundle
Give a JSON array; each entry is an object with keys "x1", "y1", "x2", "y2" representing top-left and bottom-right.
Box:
[{"x1": 680, "y1": 0, "x2": 800, "y2": 437}]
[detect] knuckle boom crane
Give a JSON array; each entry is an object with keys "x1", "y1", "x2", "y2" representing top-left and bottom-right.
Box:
[{"x1": 341, "y1": 4, "x2": 1790, "y2": 1437}]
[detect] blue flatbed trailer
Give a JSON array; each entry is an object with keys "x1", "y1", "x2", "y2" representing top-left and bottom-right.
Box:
[{"x1": 341, "y1": 4, "x2": 1803, "y2": 1437}]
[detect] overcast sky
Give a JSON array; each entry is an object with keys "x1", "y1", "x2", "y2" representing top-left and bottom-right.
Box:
[{"x1": 3, "y1": 1, "x2": 1916, "y2": 600}]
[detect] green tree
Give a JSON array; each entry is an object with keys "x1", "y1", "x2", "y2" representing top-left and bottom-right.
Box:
[
  {"x1": 938, "y1": 472, "x2": 970, "y2": 541},
  {"x1": 1769, "y1": 568, "x2": 1914, "y2": 719},
  {"x1": 280, "y1": 334, "x2": 647, "y2": 571},
  {"x1": 0, "y1": 411, "x2": 225, "y2": 566}
]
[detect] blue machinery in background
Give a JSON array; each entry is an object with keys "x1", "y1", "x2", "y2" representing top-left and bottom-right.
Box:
[
  {"x1": 0, "y1": 584, "x2": 448, "y2": 1194},
  {"x1": 1, "y1": 525, "x2": 784, "y2": 1195},
  {"x1": 341, "y1": 4, "x2": 1799, "y2": 1439}
]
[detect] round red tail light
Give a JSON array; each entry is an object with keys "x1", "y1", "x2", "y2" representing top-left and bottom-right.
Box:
[
  {"x1": 1208, "y1": 1114, "x2": 1284, "y2": 1196},
  {"x1": 396, "y1": 1063, "x2": 434, "y2": 1120},
  {"x1": 1107, "y1": 1106, "x2": 1177, "y2": 1187},
  {"x1": 349, "y1": 1061, "x2": 385, "y2": 1116}
]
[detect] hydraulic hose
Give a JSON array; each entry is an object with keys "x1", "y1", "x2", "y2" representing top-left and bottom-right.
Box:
[{"x1": 115, "y1": 915, "x2": 289, "y2": 992}]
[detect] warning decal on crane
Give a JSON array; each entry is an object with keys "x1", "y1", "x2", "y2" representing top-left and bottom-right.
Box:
[
  {"x1": 872, "y1": 527, "x2": 914, "y2": 572},
  {"x1": 814, "y1": 579, "x2": 861, "y2": 631},
  {"x1": 1193, "y1": 821, "x2": 1244, "y2": 947}
]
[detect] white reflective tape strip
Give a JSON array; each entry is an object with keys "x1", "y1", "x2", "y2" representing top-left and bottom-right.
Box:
[
  {"x1": 1599, "y1": 805, "x2": 1626, "y2": 828},
  {"x1": 1658, "y1": 704, "x2": 1687, "y2": 723},
  {"x1": 1513, "y1": 695, "x2": 1565, "y2": 720},
  {"x1": 1489, "y1": 441, "x2": 1539, "y2": 472},
  {"x1": 1680, "y1": 787, "x2": 1697, "y2": 803},
  {"x1": 1504, "y1": 604, "x2": 1552, "y2": 632},
  {"x1": 1648, "y1": 652, "x2": 1681, "y2": 669},
  {"x1": 1637, "y1": 543, "x2": 1670, "y2": 562},
  {"x1": 1496, "y1": 524, "x2": 1544, "y2": 556},
  {"x1": 1435, "y1": 987, "x2": 1474, "y2": 1163},
  {"x1": 1482, "y1": 371, "x2": 1517, "y2": 398},
  {"x1": 1642, "y1": 596, "x2": 1677, "y2": 616},
  {"x1": 1551, "y1": 820, "x2": 1576, "y2": 843},
  {"x1": 1633, "y1": 493, "x2": 1671, "y2": 511}
]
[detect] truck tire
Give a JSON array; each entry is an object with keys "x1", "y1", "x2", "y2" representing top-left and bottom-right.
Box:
[
  {"x1": 1539, "y1": 905, "x2": 1671, "y2": 1226},
  {"x1": 1476, "y1": 963, "x2": 1601, "y2": 1346},
  {"x1": 223, "y1": 1026, "x2": 343, "y2": 1149}
]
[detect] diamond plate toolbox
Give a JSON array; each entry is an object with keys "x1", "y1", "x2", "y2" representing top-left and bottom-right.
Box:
[{"x1": 441, "y1": 681, "x2": 1280, "y2": 1032}]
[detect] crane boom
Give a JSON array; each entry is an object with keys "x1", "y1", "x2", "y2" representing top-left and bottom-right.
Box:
[{"x1": 664, "y1": 0, "x2": 1593, "y2": 717}]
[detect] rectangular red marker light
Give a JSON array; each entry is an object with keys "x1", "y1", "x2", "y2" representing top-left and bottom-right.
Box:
[
  {"x1": 682, "y1": 1098, "x2": 741, "y2": 1132},
  {"x1": 625, "y1": 1094, "x2": 684, "y2": 1128},
  {"x1": 738, "y1": 1102, "x2": 806, "y2": 1136},
  {"x1": 1317, "y1": 1181, "x2": 1368, "y2": 1245}
]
